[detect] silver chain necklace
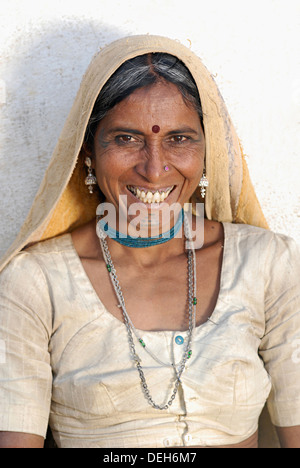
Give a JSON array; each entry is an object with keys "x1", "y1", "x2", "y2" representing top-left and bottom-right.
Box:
[{"x1": 97, "y1": 213, "x2": 197, "y2": 410}]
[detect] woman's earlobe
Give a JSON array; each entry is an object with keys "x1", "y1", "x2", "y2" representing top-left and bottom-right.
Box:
[{"x1": 81, "y1": 142, "x2": 95, "y2": 169}]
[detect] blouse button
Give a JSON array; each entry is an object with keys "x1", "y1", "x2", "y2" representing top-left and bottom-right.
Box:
[
  {"x1": 163, "y1": 438, "x2": 172, "y2": 447},
  {"x1": 183, "y1": 433, "x2": 193, "y2": 444},
  {"x1": 175, "y1": 335, "x2": 184, "y2": 345}
]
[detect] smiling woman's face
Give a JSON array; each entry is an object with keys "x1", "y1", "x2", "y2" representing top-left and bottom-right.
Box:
[{"x1": 90, "y1": 80, "x2": 205, "y2": 231}]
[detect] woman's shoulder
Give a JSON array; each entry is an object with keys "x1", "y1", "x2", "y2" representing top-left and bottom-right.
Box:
[
  {"x1": 202, "y1": 219, "x2": 275, "y2": 248},
  {"x1": 224, "y1": 222, "x2": 300, "y2": 265},
  {"x1": 0, "y1": 238, "x2": 72, "y2": 321},
  {"x1": 224, "y1": 222, "x2": 271, "y2": 238},
  {"x1": 25, "y1": 233, "x2": 73, "y2": 256},
  {"x1": 0, "y1": 233, "x2": 73, "y2": 282}
]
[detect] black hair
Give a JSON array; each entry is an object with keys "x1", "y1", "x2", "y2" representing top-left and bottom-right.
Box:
[{"x1": 84, "y1": 53, "x2": 203, "y2": 145}]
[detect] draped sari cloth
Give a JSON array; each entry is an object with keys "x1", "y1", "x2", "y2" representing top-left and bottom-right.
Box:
[{"x1": 0, "y1": 35, "x2": 279, "y2": 447}]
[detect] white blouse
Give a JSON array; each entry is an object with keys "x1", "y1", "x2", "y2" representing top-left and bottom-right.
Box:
[{"x1": 0, "y1": 223, "x2": 299, "y2": 448}]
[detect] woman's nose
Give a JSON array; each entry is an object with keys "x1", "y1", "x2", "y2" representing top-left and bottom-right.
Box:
[{"x1": 137, "y1": 144, "x2": 167, "y2": 182}]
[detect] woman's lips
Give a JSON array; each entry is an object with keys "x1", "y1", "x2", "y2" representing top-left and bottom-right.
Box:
[{"x1": 127, "y1": 185, "x2": 175, "y2": 203}]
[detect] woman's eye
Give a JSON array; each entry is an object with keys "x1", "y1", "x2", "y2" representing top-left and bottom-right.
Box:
[
  {"x1": 171, "y1": 135, "x2": 188, "y2": 143},
  {"x1": 115, "y1": 135, "x2": 135, "y2": 144}
]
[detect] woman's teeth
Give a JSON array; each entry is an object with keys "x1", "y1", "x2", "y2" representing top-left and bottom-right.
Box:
[{"x1": 127, "y1": 186, "x2": 174, "y2": 203}]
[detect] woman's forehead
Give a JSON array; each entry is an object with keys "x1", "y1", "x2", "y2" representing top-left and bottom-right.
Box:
[{"x1": 97, "y1": 82, "x2": 202, "y2": 131}]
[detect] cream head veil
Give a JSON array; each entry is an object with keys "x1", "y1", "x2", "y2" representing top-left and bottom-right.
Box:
[
  {"x1": 0, "y1": 35, "x2": 278, "y2": 446},
  {"x1": 0, "y1": 35, "x2": 268, "y2": 272}
]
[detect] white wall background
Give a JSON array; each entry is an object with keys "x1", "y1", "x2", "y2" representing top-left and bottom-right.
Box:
[{"x1": 0, "y1": 0, "x2": 299, "y2": 257}]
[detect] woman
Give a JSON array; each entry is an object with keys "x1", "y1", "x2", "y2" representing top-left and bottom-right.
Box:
[{"x1": 0, "y1": 35, "x2": 299, "y2": 448}]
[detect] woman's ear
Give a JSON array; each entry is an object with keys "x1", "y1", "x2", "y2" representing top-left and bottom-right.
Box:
[{"x1": 82, "y1": 141, "x2": 93, "y2": 157}]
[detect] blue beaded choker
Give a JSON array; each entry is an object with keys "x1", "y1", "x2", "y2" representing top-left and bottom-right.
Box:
[{"x1": 98, "y1": 209, "x2": 184, "y2": 248}]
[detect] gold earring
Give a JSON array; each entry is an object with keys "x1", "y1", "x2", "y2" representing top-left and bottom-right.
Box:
[
  {"x1": 199, "y1": 169, "x2": 209, "y2": 198},
  {"x1": 84, "y1": 157, "x2": 97, "y2": 194}
]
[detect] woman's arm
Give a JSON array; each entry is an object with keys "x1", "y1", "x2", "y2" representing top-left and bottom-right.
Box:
[
  {"x1": 0, "y1": 432, "x2": 44, "y2": 448},
  {"x1": 259, "y1": 235, "x2": 300, "y2": 448},
  {"x1": 0, "y1": 255, "x2": 53, "y2": 445},
  {"x1": 276, "y1": 426, "x2": 300, "y2": 448}
]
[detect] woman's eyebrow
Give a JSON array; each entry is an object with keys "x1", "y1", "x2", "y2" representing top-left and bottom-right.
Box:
[
  {"x1": 106, "y1": 126, "x2": 200, "y2": 136},
  {"x1": 166, "y1": 127, "x2": 199, "y2": 135},
  {"x1": 106, "y1": 127, "x2": 145, "y2": 136}
]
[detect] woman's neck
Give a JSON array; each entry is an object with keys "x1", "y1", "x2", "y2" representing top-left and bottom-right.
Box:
[{"x1": 104, "y1": 225, "x2": 187, "y2": 268}]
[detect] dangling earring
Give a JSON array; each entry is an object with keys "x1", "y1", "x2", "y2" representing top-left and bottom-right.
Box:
[
  {"x1": 84, "y1": 156, "x2": 97, "y2": 194},
  {"x1": 199, "y1": 169, "x2": 209, "y2": 198}
]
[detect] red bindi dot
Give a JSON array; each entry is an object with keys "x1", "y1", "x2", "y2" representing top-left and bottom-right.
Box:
[{"x1": 152, "y1": 125, "x2": 160, "y2": 133}]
